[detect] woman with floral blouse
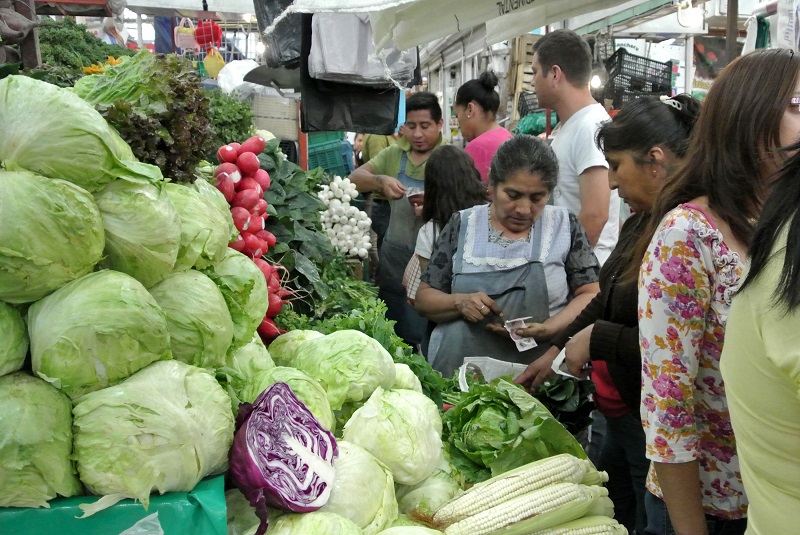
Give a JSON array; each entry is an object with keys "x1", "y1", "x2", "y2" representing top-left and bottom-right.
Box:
[{"x1": 632, "y1": 49, "x2": 800, "y2": 535}]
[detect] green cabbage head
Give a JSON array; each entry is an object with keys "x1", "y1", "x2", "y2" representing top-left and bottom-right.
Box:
[
  {"x1": 290, "y1": 330, "x2": 396, "y2": 411},
  {"x1": 28, "y1": 270, "x2": 172, "y2": 399},
  {"x1": 265, "y1": 511, "x2": 362, "y2": 535},
  {"x1": 0, "y1": 170, "x2": 105, "y2": 304},
  {"x1": 0, "y1": 302, "x2": 28, "y2": 377},
  {"x1": 379, "y1": 526, "x2": 444, "y2": 534},
  {"x1": 73, "y1": 360, "x2": 234, "y2": 511},
  {"x1": 166, "y1": 182, "x2": 234, "y2": 271},
  {"x1": 219, "y1": 334, "x2": 275, "y2": 413},
  {"x1": 201, "y1": 248, "x2": 268, "y2": 349},
  {"x1": 268, "y1": 329, "x2": 324, "y2": 366},
  {"x1": 148, "y1": 271, "x2": 234, "y2": 370},
  {"x1": 94, "y1": 180, "x2": 181, "y2": 289},
  {"x1": 392, "y1": 363, "x2": 423, "y2": 393},
  {"x1": 320, "y1": 441, "x2": 398, "y2": 534},
  {"x1": 240, "y1": 366, "x2": 336, "y2": 432},
  {"x1": 343, "y1": 388, "x2": 443, "y2": 486},
  {"x1": 0, "y1": 75, "x2": 162, "y2": 192},
  {"x1": 395, "y1": 456, "x2": 461, "y2": 516},
  {"x1": 0, "y1": 372, "x2": 82, "y2": 507}
]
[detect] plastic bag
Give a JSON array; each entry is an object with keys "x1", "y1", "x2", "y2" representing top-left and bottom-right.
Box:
[
  {"x1": 456, "y1": 357, "x2": 527, "y2": 392},
  {"x1": 216, "y1": 60, "x2": 260, "y2": 94},
  {"x1": 173, "y1": 19, "x2": 198, "y2": 51},
  {"x1": 203, "y1": 48, "x2": 226, "y2": 79},
  {"x1": 118, "y1": 513, "x2": 164, "y2": 535},
  {"x1": 254, "y1": 0, "x2": 302, "y2": 68}
]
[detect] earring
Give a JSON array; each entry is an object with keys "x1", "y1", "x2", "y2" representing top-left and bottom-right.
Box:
[{"x1": 652, "y1": 169, "x2": 657, "y2": 176}]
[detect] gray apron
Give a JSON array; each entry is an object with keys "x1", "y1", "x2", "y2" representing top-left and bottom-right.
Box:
[
  {"x1": 377, "y1": 152, "x2": 427, "y2": 346},
  {"x1": 429, "y1": 206, "x2": 552, "y2": 376}
]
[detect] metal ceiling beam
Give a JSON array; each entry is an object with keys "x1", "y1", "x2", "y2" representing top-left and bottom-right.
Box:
[{"x1": 573, "y1": 0, "x2": 674, "y2": 35}]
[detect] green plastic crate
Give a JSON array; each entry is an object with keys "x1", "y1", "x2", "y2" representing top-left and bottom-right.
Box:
[
  {"x1": 308, "y1": 140, "x2": 354, "y2": 177},
  {"x1": 308, "y1": 131, "x2": 345, "y2": 145}
]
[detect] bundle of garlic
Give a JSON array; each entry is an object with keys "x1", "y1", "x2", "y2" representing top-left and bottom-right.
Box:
[{"x1": 318, "y1": 176, "x2": 372, "y2": 259}]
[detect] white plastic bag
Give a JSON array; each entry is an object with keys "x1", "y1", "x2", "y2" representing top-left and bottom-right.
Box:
[
  {"x1": 118, "y1": 513, "x2": 164, "y2": 535},
  {"x1": 456, "y1": 357, "x2": 527, "y2": 392}
]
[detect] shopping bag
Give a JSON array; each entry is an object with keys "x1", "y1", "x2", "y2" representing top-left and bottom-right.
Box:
[
  {"x1": 195, "y1": 19, "x2": 223, "y2": 51},
  {"x1": 402, "y1": 254, "x2": 422, "y2": 304},
  {"x1": 173, "y1": 18, "x2": 198, "y2": 50},
  {"x1": 203, "y1": 48, "x2": 226, "y2": 79}
]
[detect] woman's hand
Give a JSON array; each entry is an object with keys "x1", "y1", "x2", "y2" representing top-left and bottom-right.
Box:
[
  {"x1": 514, "y1": 345, "x2": 558, "y2": 390},
  {"x1": 454, "y1": 292, "x2": 502, "y2": 323},
  {"x1": 516, "y1": 321, "x2": 555, "y2": 341},
  {"x1": 564, "y1": 325, "x2": 593, "y2": 378}
]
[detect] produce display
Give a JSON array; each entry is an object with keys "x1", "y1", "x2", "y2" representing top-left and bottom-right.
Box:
[
  {"x1": 319, "y1": 176, "x2": 372, "y2": 259},
  {"x1": 0, "y1": 48, "x2": 622, "y2": 535}
]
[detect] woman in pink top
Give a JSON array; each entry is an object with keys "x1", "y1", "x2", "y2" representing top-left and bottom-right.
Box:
[{"x1": 454, "y1": 72, "x2": 512, "y2": 182}]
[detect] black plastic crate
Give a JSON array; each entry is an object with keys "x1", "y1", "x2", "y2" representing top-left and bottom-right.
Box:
[
  {"x1": 604, "y1": 48, "x2": 672, "y2": 108},
  {"x1": 518, "y1": 92, "x2": 540, "y2": 118}
]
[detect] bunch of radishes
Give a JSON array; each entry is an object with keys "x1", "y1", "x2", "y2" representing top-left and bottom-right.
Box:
[
  {"x1": 213, "y1": 135, "x2": 288, "y2": 343},
  {"x1": 318, "y1": 176, "x2": 372, "y2": 259}
]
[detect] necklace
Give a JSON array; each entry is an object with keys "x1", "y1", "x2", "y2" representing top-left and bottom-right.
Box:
[{"x1": 487, "y1": 205, "x2": 532, "y2": 247}]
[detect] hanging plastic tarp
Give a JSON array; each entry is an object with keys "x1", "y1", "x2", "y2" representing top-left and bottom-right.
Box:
[
  {"x1": 254, "y1": 0, "x2": 302, "y2": 68},
  {"x1": 309, "y1": 13, "x2": 417, "y2": 87},
  {"x1": 299, "y1": 14, "x2": 400, "y2": 134},
  {"x1": 275, "y1": 0, "x2": 631, "y2": 50}
]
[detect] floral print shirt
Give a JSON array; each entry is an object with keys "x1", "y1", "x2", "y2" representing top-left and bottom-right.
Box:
[{"x1": 638, "y1": 204, "x2": 748, "y2": 519}]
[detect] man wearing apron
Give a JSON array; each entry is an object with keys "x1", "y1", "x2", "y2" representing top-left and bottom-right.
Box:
[{"x1": 348, "y1": 92, "x2": 444, "y2": 348}]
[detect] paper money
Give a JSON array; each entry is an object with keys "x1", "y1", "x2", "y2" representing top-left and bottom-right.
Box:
[{"x1": 504, "y1": 317, "x2": 538, "y2": 352}]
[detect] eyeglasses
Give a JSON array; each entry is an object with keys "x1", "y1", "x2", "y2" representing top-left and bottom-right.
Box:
[{"x1": 789, "y1": 96, "x2": 800, "y2": 112}]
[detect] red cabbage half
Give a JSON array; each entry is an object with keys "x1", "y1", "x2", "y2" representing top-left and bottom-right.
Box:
[{"x1": 230, "y1": 382, "x2": 338, "y2": 535}]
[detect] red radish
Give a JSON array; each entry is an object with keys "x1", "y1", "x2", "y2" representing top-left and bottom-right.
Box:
[
  {"x1": 214, "y1": 162, "x2": 242, "y2": 184},
  {"x1": 277, "y1": 288, "x2": 294, "y2": 299},
  {"x1": 216, "y1": 145, "x2": 238, "y2": 164},
  {"x1": 249, "y1": 215, "x2": 265, "y2": 232},
  {"x1": 253, "y1": 258, "x2": 273, "y2": 281},
  {"x1": 229, "y1": 234, "x2": 245, "y2": 252},
  {"x1": 258, "y1": 229, "x2": 277, "y2": 247},
  {"x1": 242, "y1": 232, "x2": 264, "y2": 257},
  {"x1": 266, "y1": 293, "x2": 284, "y2": 317},
  {"x1": 237, "y1": 177, "x2": 263, "y2": 197},
  {"x1": 239, "y1": 135, "x2": 267, "y2": 156},
  {"x1": 257, "y1": 316, "x2": 284, "y2": 339},
  {"x1": 251, "y1": 199, "x2": 268, "y2": 216},
  {"x1": 229, "y1": 142, "x2": 242, "y2": 151},
  {"x1": 252, "y1": 169, "x2": 271, "y2": 191},
  {"x1": 267, "y1": 275, "x2": 280, "y2": 294},
  {"x1": 215, "y1": 174, "x2": 235, "y2": 202},
  {"x1": 233, "y1": 189, "x2": 260, "y2": 211},
  {"x1": 231, "y1": 207, "x2": 251, "y2": 232},
  {"x1": 237, "y1": 152, "x2": 261, "y2": 176}
]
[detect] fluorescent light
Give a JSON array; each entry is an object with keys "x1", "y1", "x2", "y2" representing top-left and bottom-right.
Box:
[{"x1": 660, "y1": 38, "x2": 676, "y2": 46}]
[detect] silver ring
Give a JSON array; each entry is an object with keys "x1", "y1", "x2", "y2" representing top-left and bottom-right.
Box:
[{"x1": 480, "y1": 305, "x2": 486, "y2": 311}]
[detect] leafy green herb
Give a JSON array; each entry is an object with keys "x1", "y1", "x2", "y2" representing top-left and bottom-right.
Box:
[
  {"x1": 73, "y1": 51, "x2": 214, "y2": 183},
  {"x1": 206, "y1": 89, "x2": 255, "y2": 153},
  {"x1": 36, "y1": 18, "x2": 134, "y2": 72},
  {"x1": 532, "y1": 375, "x2": 595, "y2": 435}
]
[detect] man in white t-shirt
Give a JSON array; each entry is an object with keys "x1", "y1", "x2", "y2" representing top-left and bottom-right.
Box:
[{"x1": 532, "y1": 30, "x2": 620, "y2": 265}]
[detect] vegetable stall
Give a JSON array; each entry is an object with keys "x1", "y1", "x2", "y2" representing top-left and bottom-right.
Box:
[{"x1": 0, "y1": 46, "x2": 620, "y2": 535}]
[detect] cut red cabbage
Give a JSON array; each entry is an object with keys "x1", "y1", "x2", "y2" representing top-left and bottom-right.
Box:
[{"x1": 230, "y1": 382, "x2": 338, "y2": 535}]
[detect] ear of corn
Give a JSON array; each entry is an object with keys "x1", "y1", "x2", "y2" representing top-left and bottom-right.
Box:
[
  {"x1": 530, "y1": 515, "x2": 628, "y2": 535},
  {"x1": 433, "y1": 454, "x2": 608, "y2": 527},
  {"x1": 442, "y1": 483, "x2": 613, "y2": 535}
]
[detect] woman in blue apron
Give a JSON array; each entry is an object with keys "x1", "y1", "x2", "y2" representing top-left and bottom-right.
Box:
[
  {"x1": 377, "y1": 152, "x2": 428, "y2": 348},
  {"x1": 415, "y1": 135, "x2": 600, "y2": 377}
]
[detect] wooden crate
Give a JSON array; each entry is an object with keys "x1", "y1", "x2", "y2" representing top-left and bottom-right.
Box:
[
  {"x1": 251, "y1": 95, "x2": 299, "y2": 141},
  {"x1": 508, "y1": 34, "x2": 540, "y2": 122}
]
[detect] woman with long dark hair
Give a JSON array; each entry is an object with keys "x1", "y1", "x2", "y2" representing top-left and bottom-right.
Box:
[
  {"x1": 634, "y1": 48, "x2": 800, "y2": 535},
  {"x1": 721, "y1": 141, "x2": 800, "y2": 534},
  {"x1": 516, "y1": 93, "x2": 701, "y2": 535}
]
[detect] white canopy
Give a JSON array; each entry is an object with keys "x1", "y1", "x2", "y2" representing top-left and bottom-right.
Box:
[{"x1": 285, "y1": 0, "x2": 632, "y2": 48}]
